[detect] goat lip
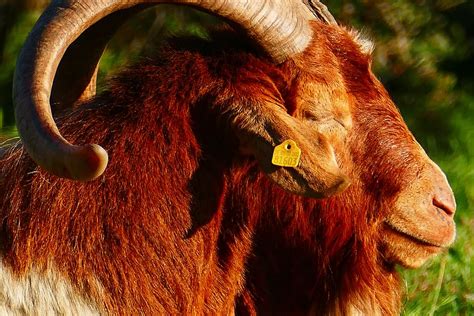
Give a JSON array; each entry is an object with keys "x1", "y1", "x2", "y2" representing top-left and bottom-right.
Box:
[{"x1": 383, "y1": 221, "x2": 446, "y2": 249}]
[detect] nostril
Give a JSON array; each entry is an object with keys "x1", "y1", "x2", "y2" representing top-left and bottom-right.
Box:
[{"x1": 433, "y1": 191, "x2": 456, "y2": 216}]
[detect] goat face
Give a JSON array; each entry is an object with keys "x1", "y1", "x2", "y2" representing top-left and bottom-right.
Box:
[{"x1": 287, "y1": 21, "x2": 456, "y2": 268}]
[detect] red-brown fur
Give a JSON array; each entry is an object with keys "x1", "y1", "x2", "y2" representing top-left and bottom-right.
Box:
[
  {"x1": 235, "y1": 25, "x2": 422, "y2": 315},
  {"x1": 1, "y1": 21, "x2": 421, "y2": 314}
]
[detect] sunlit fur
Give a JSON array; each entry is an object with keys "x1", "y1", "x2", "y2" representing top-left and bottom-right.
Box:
[
  {"x1": 235, "y1": 23, "x2": 454, "y2": 315},
  {"x1": 0, "y1": 21, "x2": 453, "y2": 314}
]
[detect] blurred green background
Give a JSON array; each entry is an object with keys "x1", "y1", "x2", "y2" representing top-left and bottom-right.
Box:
[{"x1": 0, "y1": 1, "x2": 472, "y2": 314}]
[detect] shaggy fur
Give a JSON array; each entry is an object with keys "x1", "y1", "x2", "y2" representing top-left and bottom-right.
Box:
[
  {"x1": 0, "y1": 27, "x2": 295, "y2": 314},
  {"x1": 234, "y1": 25, "x2": 429, "y2": 315},
  {"x1": 0, "y1": 21, "x2": 444, "y2": 314}
]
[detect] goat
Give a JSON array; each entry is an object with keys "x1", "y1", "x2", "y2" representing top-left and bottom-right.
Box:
[
  {"x1": 1, "y1": 0, "x2": 455, "y2": 315},
  {"x1": 231, "y1": 19, "x2": 457, "y2": 316}
]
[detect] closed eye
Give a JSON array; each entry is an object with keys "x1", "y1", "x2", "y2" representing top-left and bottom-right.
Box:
[
  {"x1": 302, "y1": 111, "x2": 332, "y2": 124},
  {"x1": 307, "y1": 118, "x2": 349, "y2": 143},
  {"x1": 320, "y1": 119, "x2": 348, "y2": 132},
  {"x1": 305, "y1": 115, "x2": 347, "y2": 130}
]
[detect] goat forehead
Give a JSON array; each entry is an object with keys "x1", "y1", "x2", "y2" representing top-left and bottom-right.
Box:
[{"x1": 292, "y1": 24, "x2": 378, "y2": 119}]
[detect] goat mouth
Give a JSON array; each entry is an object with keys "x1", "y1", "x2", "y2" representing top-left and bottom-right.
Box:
[{"x1": 383, "y1": 222, "x2": 445, "y2": 249}]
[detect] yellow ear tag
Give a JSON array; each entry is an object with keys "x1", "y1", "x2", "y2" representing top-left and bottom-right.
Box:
[{"x1": 271, "y1": 140, "x2": 301, "y2": 168}]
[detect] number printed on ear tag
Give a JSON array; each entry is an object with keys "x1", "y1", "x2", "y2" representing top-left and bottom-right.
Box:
[{"x1": 271, "y1": 140, "x2": 301, "y2": 168}]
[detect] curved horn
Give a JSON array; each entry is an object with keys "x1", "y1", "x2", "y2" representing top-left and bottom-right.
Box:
[{"x1": 14, "y1": 0, "x2": 324, "y2": 181}]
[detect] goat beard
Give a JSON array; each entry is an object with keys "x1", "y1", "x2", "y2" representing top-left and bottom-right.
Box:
[{"x1": 227, "y1": 163, "x2": 403, "y2": 315}]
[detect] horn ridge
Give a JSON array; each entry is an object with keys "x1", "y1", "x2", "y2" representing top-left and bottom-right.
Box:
[{"x1": 302, "y1": 0, "x2": 337, "y2": 25}]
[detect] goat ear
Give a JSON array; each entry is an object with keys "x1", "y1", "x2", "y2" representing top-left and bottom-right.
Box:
[{"x1": 229, "y1": 98, "x2": 350, "y2": 198}]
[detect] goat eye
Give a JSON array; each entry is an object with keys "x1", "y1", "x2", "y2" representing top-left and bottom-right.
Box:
[
  {"x1": 310, "y1": 118, "x2": 349, "y2": 141},
  {"x1": 301, "y1": 111, "x2": 349, "y2": 139},
  {"x1": 302, "y1": 111, "x2": 327, "y2": 122}
]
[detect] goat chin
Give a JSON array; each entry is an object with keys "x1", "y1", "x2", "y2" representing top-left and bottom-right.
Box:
[
  {"x1": 381, "y1": 226, "x2": 447, "y2": 269},
  {"x1": 383, "y1": 150, "x2": 456, "y2": 268}
]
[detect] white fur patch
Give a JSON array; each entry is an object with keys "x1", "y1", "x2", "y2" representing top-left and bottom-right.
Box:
[
  {"x1": 348, "y1": 28, "x2": 375, "y2": 56},
  {"x1": 0, "y1": 258, "x2": 101, "y2": 315}
]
